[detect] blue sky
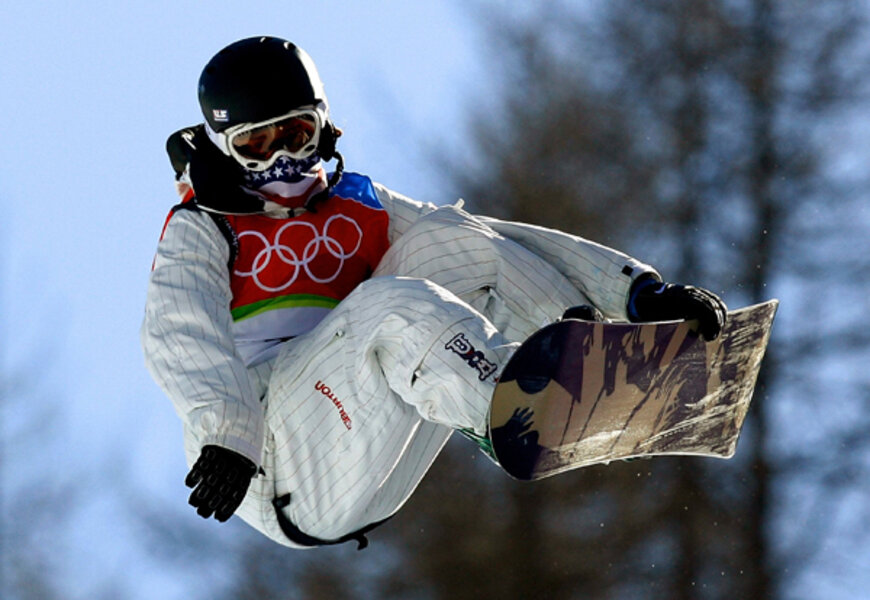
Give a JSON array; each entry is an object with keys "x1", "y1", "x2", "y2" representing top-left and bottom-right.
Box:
[
  {"x1": 3, "y1": 2, "x2": 869, "y2": 599},
  {"x1": 1, "y1": 1, "x2": 489, "y2": 596}
]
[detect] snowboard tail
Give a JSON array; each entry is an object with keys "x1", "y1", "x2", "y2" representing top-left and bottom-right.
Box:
[{"x1": 489, "y1": 300, "x2": 778, "y2": 480}]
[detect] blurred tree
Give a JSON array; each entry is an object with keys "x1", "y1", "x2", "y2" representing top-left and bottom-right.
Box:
[
  {"x1": 418, "y1": 1, "x2": 869, "y2": 599},
  {"x1": 1, "y1": 361, "x2": 67, "y2": 600}
]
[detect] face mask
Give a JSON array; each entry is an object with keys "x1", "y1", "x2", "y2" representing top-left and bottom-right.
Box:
[{"x1": 241, "y1": 153, "x2": 327, "y2": 208}]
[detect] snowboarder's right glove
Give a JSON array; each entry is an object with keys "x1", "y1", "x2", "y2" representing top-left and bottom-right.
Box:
[
  {"x1": 627, "y1": 276, "x2": 727, "y2": 341},
  {"x1": 185, "y1": 445, "x2": 258, "y2": 523}
]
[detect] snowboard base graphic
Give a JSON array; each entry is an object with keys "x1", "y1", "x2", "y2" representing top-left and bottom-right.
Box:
[{"x1": 488, "y1": 300, "x2": 778, "y2": 480}]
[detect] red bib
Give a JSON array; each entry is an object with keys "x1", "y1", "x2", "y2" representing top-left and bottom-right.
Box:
[{"x1": 226, "y1": 194, "x2": 389, "y2": 321}]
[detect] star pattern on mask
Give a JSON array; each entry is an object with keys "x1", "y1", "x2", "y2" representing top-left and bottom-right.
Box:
[{"x1": 243, "y1": 155, "x2": 319, "y2": 187}]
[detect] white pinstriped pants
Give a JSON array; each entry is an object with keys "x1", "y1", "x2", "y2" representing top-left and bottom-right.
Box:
[{"x1": 246, "y1": 206, "x2": 587, "y2": 543}]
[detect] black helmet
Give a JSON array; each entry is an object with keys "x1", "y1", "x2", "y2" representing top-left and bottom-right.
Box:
[
  {"x1": 198, "y1": 37, "x2": 340, "y2": 169},
  {"x1": 199, "y1": 36, "x2": 327, "y2": 131}
]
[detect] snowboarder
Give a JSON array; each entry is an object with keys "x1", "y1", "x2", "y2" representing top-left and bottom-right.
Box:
[{"x1": 141, "y1": 36, "x2": 727, "y2": 549}]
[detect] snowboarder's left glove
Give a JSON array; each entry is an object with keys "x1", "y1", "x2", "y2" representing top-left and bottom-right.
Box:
[
  {"x1": 165, "y1": 125, "x2": 261, "y2": 214},
  {"x1": 185, "y1": 445, "x2": 258, "y2": 522},
  {"x1": 627, "y1": 276, "x2": 727, "y2": 341}
]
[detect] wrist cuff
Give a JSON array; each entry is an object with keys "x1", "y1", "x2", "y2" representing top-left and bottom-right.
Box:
[{"x1": 627, "y1": 276, "x2": 662, "y2": 321}]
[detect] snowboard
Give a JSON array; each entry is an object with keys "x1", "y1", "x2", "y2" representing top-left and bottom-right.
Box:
[{"x1": 488, "y1": 300, "x2": 778, "y2": 480}]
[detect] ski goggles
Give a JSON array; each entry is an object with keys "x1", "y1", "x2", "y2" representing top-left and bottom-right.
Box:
[{"x1": 219, "y1": 108, "x2": 323, "y2": 171}]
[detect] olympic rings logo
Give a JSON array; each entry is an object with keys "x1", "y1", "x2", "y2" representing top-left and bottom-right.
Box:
[{"x1": 234, "y1": 214, "x2": 363, "y2": 292}]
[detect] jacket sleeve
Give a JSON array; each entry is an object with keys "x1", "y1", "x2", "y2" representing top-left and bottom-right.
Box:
[
  {"x1": 141, "y1": 208, "x2": 264, "y2": 466},
  {"x1": 476, "y1": 216, "x2": 659, "y2": 320},
  {"x1": 372, "y1": 180, "x2": 657, "y2": 320},
  {"x1": 373, "y1": 182, "x2": 438, "y2": 243}
]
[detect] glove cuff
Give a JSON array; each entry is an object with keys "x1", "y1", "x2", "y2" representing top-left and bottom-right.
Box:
[{"x1": 627, "y1": 275, "x2": 663, "y2": 321}]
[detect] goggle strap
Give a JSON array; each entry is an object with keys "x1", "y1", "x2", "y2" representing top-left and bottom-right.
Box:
[{"x1": 317, "y1": 120, "x2": 338, "y2": 161}]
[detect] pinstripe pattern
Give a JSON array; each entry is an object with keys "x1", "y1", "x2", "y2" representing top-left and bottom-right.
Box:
[
  {"x1": 142, "y1": 181, "x2": 659, "y2": 547},
  {"x1": 477, "y1": 216, "x2": 657, "y2": 319},
  {"x1": 257, "y1": 277, "x2": 513, "y2": 540},
  {"x1": 373, "y1": 204, "x2": 588, "y2": 342},
  {"x1": 142, "y1": 209, "x2": 266, "y2": 465},
  {"x1": 371, "y1": 181, "x2": 437, "y2": 243},
  {"x1": 373, "y1": 185, "x2": 658, "y2": 321}
]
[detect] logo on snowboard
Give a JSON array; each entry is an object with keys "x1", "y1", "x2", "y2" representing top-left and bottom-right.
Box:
[{"x1": 444, "y1": 333, "x2": 498, "y2": 381}]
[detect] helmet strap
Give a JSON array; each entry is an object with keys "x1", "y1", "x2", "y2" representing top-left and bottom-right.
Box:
[{"x1": 304, "y1": 149, "x2": 344, "y2": 213}]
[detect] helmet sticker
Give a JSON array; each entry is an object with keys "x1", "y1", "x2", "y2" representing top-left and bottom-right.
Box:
[{"x1": 213, "y1": 109, "x2": 229, "y2": 122}]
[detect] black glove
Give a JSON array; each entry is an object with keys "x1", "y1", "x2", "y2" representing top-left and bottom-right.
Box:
[
  {"x1": 185, "y1": 445, "x2": 258, "y2": 522},
  {"x1": 627, "y1": 276, "x2": 727, "y2": 341},
  {"x1": 165, "y1": 125, "x2": 267, "y2": 214}
]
